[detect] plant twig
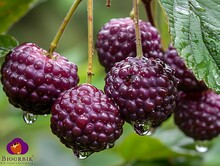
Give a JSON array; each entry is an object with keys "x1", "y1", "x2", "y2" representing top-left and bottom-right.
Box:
[
  {"x1": 48, "y1": 0, "x2": 82, "y2": 57},
  {"x1": 133, "y1": 0, "x2": 143, "y2": 58},
  {"x1": 141, "y1": 0, "x2": 155, "y2": 27},
  {"x1": 87, "y1": 0, "x2": 94, "y2": 84}
]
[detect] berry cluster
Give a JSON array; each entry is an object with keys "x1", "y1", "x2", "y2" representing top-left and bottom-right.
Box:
[{"x1": 1, "y1": 3, "x2": 219, "y2": 159}]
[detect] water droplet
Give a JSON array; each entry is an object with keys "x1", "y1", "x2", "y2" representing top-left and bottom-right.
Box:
[
  {"x1": 195, "y1": 140, "x2": 208, "y2": 153},
  {"x1": 73, "y1": 150, "x2": 93, "y2": 160},
  {"x1": 23, "y1": 112, "x2": 38, "y2": 125},
  {"x1": 106, "y1": 142, "x2": 114, "y2": 149},
  {"x1": 133, "y1": 121, "x2": 153, "y2": 136},
  {"x1": 44, "y1": 114, "x2": 48, "y2": 117}
]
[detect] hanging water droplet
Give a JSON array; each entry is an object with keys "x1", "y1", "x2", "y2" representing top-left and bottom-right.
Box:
[
  {"x1": 23, "y1": 112, "x2": 38, "y2": 125},
  {"x1": 145, "y1": 127, "x2": 156, "y2": 136},
  {"x1": 44, "y1": 114, "x2": 48, "y2": 117},
  {"x1": 106, "y1": 142, "x2": 114, "y2": 149},
  {"x1": 73, "y1": 150, "x2": 93, "y2": 160},
  {"x1": 133, "y1": 121, "x2": 152, "y2": 136},
  {"x1": 195, "y1": 140, "x2": 208, "y2": 153}
]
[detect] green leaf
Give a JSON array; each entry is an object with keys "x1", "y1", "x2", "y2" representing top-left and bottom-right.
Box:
[
  {"x1": 152, "y1": 0, "x2": 171, "y2": 50},
  {"x1": 115, "y1": 133, "x2": 201, "y2": 162},
  {"x1": 0, "y1": 0, "x2": 42, "y2": 34},
  {"x1": 0, "y1": 35, "x2": 18, "y2": 57},
  {"x1": 159, "y1": 0, "x2": 220, "y2": 93}
]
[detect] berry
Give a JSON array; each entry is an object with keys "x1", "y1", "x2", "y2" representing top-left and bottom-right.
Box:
[
  {"x1": 104, "y1": 57, "x2": 178, "y2": 135},
  {"x1": 1, "y1": 43, "x2": 79, "y2": 115},
  {"x1": 174, "y1": 90, "x2": 220, "y2": 141},
  {"x1": 95, "y1": 17, "x2": 163, "y2": 72},
  {"x1": 50, "y1": 83, "x2": 124, "y2": 159},
  {"x1": 162, "y1": 45, "x2": 207, "y2": 92}
]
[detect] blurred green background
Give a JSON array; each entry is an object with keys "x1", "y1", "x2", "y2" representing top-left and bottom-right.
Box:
[{"x1": 1, "y1": 0, "x2": 220, "y2": 166}]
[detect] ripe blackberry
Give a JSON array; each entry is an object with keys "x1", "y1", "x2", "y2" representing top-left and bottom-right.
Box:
[
  {"x1": 95, "y1": 17, "x2": 163, "y2": 72},
  {"x1": 1, "y1": 43, "x2": 79, "y2": 115},
  {"x1": 174, "y1": 90, "x2": 220, "y2": 141},
  {"x1": 50, "y1": 83, "x2": 124, "y2": 159},
  {"x1": 104, "y1": 57, "x2": 178, "y2": 135},
  {"x1": 163, "y1": 45, "x2": 207, "y2": 92}
]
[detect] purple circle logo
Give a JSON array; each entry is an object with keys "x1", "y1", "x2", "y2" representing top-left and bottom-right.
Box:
[{"x1": 6, "y1": 138, "x2": 29, "y2": 155}]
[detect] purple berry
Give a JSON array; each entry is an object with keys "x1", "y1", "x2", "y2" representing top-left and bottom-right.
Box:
[
  {"x1": 163, "y1": 45, "x2": 207, "y2": 92},
  {"x1": 174, "y1": 90, "x2": 220, "y2": 141},
  {"x1": 95, "y1": 17, "x2": 163, "y2": 72},
  {"x1": 104, "y1": 57, "x2": 178, "y2": 135},
  {"x1": 1, "y1": 43, "x2": 79, "y2": 115},
  {"x1": 50, "y1": 83, "x2": 124, "y2": 159}
]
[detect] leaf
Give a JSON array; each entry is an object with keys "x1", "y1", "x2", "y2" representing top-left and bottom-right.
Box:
[
  {"x1": 152, "y1": 0, "x2": 171, "y2": 50},
  {"x1": 159, "y1": 0, "x2": 220, "y2": 93},
  {"x1": 0, "y1": 0, "x2": 42, "y2": 34},
  {"x1": 0, "y1": 35, "x2": 18, "y2": 57},
  {"x1": 115, "y1": 133, "x2": 201, "y2": 161}
]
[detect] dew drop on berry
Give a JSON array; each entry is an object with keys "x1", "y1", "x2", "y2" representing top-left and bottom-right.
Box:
[
  {"x1": 23, "y1": 111, "x2": 38, "y2": 124},
  {"x1": 106, "y1": 142, "x2": 114, "y2": 149},
  {"x1": 73, "y1": 150, "x2": 93, "y2": 160},
  {"x1": 195, "y1": 140, "x2": 209, "y2": 153},
  {"x1": 132, "y1": 121, "x2": 153, "y2": 136}
]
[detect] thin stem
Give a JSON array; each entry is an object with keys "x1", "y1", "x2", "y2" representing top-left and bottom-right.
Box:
[
  {"x1": 106, "y1": 0, "x2": 111, "y2": 7},
  {"x1": 48, "y1": 0, "x2": 82, "y2": 57},
  {"x1": 133, "y1": 0, "x2": 143, "y2": 58},
  {"x1": 141, "y1": 0, "x2": 155, "y2": 27},
  {"x1": 130, "y1": 0, "x2": 140, "y2": 20},
  {"x1": 87, "y1": 0, "x2": 94, "y2": 84}
]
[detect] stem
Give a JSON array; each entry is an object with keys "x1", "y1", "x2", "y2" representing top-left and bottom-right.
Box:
[
  {"x1": 130, "y1": 0, "x2": 140, "y2": 19},
  {"x1": 48, "y1": 0, "x2": 82, "y2": 57},
  {"x1": 133, "y1": 0, "x2": 143, "y2": 58},
  {"x1": 106, "y1": 0, "x2": 111, "y2": 7},
  {"x1": 87, "y1": 0, "x2": 94, "y2": 84},
  {"x1": 141, "y1": 0, "x2": 155, "y2": 27}
]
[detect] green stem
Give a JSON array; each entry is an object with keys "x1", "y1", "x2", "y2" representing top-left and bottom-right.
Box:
[
  {"x1": 141, "y1": 0, "x2": 155, "y2": 27},
  {"x1": 48, "y1": 0, "x2": 82, "y2": 57},
  {"x1": 106, "y1": 0, "x2": 111, "y2": 7},
  {"x1": 133, "y1": 0, "x2": 143, "y2": 58},
  {"x1": 87, "y1": 0, "x2": 94, "y2": 84}
]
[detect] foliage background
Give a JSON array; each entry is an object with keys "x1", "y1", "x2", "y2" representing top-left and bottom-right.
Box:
[{"x1": 0, "y1": 0, "x2": 220, "y2": 165}]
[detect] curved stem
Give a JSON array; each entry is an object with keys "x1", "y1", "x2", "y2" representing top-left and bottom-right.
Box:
[
  {"x1": 133, "y1": 0, "x2": 143, "y2": 58},
  {"x1": 87, "y1": 0, "x2": 94, "y2": 84},
  {"x1": 141, "y1": 0, "x2": 155, "y2": 27},
  {"x1": 48, "y1": 0, "x2": 82, "y2": 57}
]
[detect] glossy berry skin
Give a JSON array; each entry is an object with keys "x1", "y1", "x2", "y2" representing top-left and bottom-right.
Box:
[
  {"x1": 1, "y1": 43, "x2": 79, "y2": 115},
  {"x1": 96, "y1": 17, "x2": 163, "y2": 72},
  {"x1": 174, "y1": 90, "x2": 220, "y2": 141},
  {"x1": 105, "y1": 57, "x2": 178, "y2": 134},
  {"x1": 163, "y1": 45, "x2": 207, "y2": 92},
  {"x1": 50, "y1": 84, "x2": 124, "y2": 158}
]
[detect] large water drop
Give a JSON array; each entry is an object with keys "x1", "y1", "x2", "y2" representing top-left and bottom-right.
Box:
[
  {"x1": 133, "y1": 121, "x2": 153, "y2": 136},
  {"x1": 195, "y1": 140, "x2": 208, "y2": 153},
  {"x1": 23, "y1": 112, "x2": 38, "y2": 125},
  {"x1": 73, "y1": 150, "x2": 93, "y2": 160}
]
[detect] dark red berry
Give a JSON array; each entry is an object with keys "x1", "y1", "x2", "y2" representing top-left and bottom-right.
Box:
[
  {"x1": 174, "y1": 90, "x2": 220, "y2": 141},
  {"x1": 163, "y1": 45, "x2": 207, "y2": 92},
  {"x1": 1, "y1": 43, "x2": 79, "y2": 115},
  {"x1": 104, "y1": 57, "x2": 178, "y2": 135},
  {"x1": 95, "y1": 17, "x2": 163, "y2": 72},
  {"x1": 50, "y1": 83, "x2": 124, "y2": 159}
]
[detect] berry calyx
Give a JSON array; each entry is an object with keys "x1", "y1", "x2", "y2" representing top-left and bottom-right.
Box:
[
  {"x1": 104, "y1": 57, "x2": 178, "y2": 135},
  {"x1": 174, "y1": 90, "x2": 220, "y2": 141},
  {"x1": 95, "y1": 17, "x2": 163, "y2": 72},
  {"x1": 50, "y1": 83, "x2": 124, "y2": 159},
  {"x1": 1, "y1": 43, "x2": 79, "y2": 115}
]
